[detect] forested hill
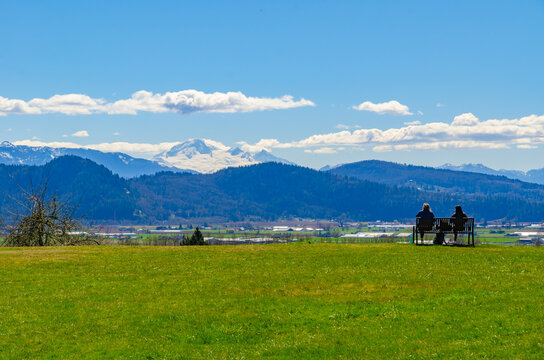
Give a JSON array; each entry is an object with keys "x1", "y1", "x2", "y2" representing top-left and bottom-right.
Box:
[
  {"x1": 0, "y1": 156, "x2": 136, "y2": 220},
  {"x1": 130, "y1": 162, "x2": 544, "y2": 222},
  {"x1": 1, "y1": 156, "x2": 544, "y2": 223},
  {"x1": 325, "y1": 160, "x2": 544, "y2": 198}
]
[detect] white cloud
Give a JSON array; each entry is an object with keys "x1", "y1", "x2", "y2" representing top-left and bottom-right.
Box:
[
  {"x1": 85, "y1": 141, "x2": 181, "y2": 155},
  {"x1": 335, "y1": 124, "x2": 350, "y2": 129},
  {"x1": 404, "y1": 121, "x2": 421, "y2": 126},
  {"x1": 373, "y1": 141, "x2": 509, "y2": 152},
  {"x1": 352, "y1": 100, "x2": 412, "y2": 115},
  {"x1": 417, "y1": 110, "x2": 424, "y2": 115},
  {"x1": 436, "y1": 103, "x2": 445, "y2": 107},
  {"x1": 311, "y1": 147, "x2": 337, "y2": 154},
  {"x1": 517, "y1": 144, "x2": 537, "y2": 149},
  {"x1": 237, "y1": 139, "x2": 286, "y2": 153},
  {"x1": 29, "y1": 94, "x2": 107, "y2": 115},
  {"x1": 12, "y1": 140, "x2": 182, "y2": 158},
  {"x1": 113, "y1": 132, "x2": 120, "y2": 136},
  {"x1": 0, "y1": 90, "x2": 315, "y2": 116},
  {"x1": 243, "y1": 113, "x2": 544, "y2": 153},
  {"x1": 72, "y1": 130, "x2": 89, "y2": 137},
  {"x1": 452, "y1": 113, "x2": 479, "y2": 126},
  {"x1": 0, "y1": 96, "x2": 41, "y2": 116},
  {"x1": 303, "y1": 147, "x2": 339, "y2": 154},
  {"x1": 108, "y1": 90, "x2": 315, "y2": 115},
  {"x1": 13, "y1": 140, "x2": 89, "y2": 149}
]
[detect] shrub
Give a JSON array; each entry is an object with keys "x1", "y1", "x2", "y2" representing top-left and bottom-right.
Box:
[{"x1": 181, "y1": 227, "x2": 207, "y2": 246}]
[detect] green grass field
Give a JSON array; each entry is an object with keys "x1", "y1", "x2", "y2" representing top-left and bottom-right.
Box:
[{"x1": 0, "y1": 244, "x2": 543, "y2": 359}]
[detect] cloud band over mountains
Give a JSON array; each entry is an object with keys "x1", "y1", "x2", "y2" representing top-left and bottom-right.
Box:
[
  {"x1": 239, "y1": 113, "x2": 544, "y2": 152},
  {"x1": 0, "y1": 90, "x2": 315, "y2": 116},
  {"x1": 9, "y1": 112, "x2": 544, "y2": 157},
  {"x1": 11, "y1": 140, "x2": 182, "y2": 157}
]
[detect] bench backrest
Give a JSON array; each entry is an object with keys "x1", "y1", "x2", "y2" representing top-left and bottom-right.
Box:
[
  {"x1": 416, "y1": 217, "x2": 474, "y2": 233},
  {"x1": 416, "y1": 217, "x2": 435, "y2": 231},
  {"x1": 452, "y1": 217, "x2": 467, "y2": 232}
]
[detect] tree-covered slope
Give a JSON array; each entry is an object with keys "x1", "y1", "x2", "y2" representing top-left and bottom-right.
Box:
[
  {"x1": 1, "y1": 157, "x2": 544, "y2": 223},
  {"x1": 0, "y1": 156, "x2": 136, "y2": 220},
  {"x1": 130, "y1": 163, "x2": 427, "y2": 221},
  {"x1": 326, "y1": 160, "x2": 544, "y2": 199},
  {"x1": 131, "y1": 162, "x2": 544, "y2": 222}
]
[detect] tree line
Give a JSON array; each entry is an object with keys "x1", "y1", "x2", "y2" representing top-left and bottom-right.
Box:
[{"x1": 2, "y1": 156, "x2": 544, "y2": 226}]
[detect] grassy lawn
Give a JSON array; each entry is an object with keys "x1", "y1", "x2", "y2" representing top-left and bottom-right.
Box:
[{"x1": 0, "y1": 244, "x2": 543, "y2": 359}]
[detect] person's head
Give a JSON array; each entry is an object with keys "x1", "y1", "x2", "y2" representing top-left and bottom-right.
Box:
[
  {"x1": 422, "y1": 203, "x2": 431, "y2": 211},
  {"x1": 455, "y1": 205, "x2": 463, "y2": 214}
]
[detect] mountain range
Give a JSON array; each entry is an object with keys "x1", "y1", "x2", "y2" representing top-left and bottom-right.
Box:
[
  {"x1": 0, "y1": 140, "x2": 291, "y2": 178},
  {"x1": 0, "y1": 141, "x2": 183, "y2": 178},
  {"x1": 1, "y1": 156, "x2": 544, "y2": 223},
  {"x1": 324, "y1": 160, "x2": 544, "y2": 198},
  {"x1": 438, "y1": 163, "x2": 544, "y2": 185},
  {"x1": 3, "y1": 140, "x2": 543, "y2": 184}
]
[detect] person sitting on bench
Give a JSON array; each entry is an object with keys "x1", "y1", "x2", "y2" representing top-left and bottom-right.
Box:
[
  {"x1": 416, "y1": 203, "x2": 434, "y2": 240},
  {"x1": 451, "y1": 205, "x2": 468, "y2": 242}
]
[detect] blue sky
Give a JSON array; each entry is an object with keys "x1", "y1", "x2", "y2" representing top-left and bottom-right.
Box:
[{"x1": 1, "y1": 0, "x2": 543, "y2": 170}]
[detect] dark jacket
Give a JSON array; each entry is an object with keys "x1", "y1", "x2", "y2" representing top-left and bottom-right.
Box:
[
  {"x1": 451, "y1": 211, "x2": 467, "y2": 219},
  {"x1": 416, "y1": 209, "x2": 434, "y2": 218}
]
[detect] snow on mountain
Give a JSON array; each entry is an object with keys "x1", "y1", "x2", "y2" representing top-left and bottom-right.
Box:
[
  {"x1": 0, "y1": 139, "x2": 293, "y2": 176},
  {"x1": 0, "y1": 141, "x2": 187, "y2": 178},
  {"x1": 152, "y1": 139, "x2": 293, "y2": 173}
]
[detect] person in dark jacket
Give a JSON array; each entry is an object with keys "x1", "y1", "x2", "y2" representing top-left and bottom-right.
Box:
[
  {"x1": 416, "y1": 203, "x2": 434, "y2": 218},
  {"x1": 451, "y1": 205, "x2": 468, "y2": 242},
  {"x1": 416, "y1": 203, "x2": 434, "y2": 240}
]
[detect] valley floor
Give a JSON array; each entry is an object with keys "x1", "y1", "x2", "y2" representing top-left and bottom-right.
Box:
[{"x1": 0, "y1": 244, "x2": 543, "y2": 359}]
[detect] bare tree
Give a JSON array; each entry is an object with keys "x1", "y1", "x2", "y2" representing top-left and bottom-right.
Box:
[{"x1": 4, "y1": 181, "x2": 97, "y2": 246}]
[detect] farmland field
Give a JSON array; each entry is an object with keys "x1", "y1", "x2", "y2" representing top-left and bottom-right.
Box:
[{"x1": 0, "y1": 244, "x2": 543, "y2": 359}]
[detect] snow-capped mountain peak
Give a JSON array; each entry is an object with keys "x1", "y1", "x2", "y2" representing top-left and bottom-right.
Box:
[
  {"x1": 165, "y1": 139, "x2": 216, "y2": 158},
  {"x1": 153, "y1": 138, "x2": 292, "y2": 173}
]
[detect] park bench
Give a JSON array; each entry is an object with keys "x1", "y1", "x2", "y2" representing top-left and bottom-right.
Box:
[{"x1": 413, "y1": 217, "x2": 475, "y2": 246}]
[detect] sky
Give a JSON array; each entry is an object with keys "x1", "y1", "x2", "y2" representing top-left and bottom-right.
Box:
[{"x1": 1, "y1": 0, "x2": 544, "y2": 170}]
